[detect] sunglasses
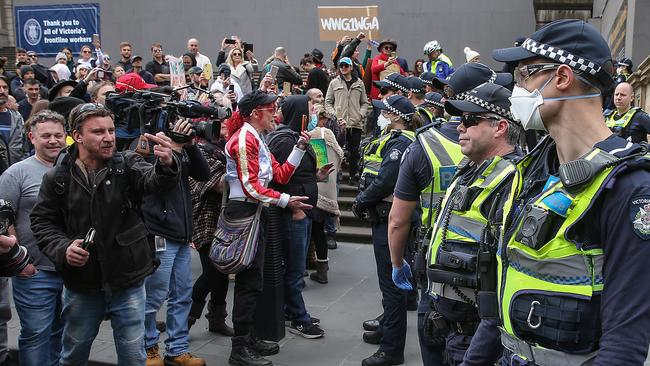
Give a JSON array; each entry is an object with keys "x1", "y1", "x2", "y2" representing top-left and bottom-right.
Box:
[
  {"x1": 152, "y1": 48, "x2": 162, "y2": 52},
  {"x1": 339, "y1": 63, "x2": 351, "y2": 68},
  {"x1": 383, "y1": 46, "x2": 394, "y2": 51},
  {"x1": 255, "y1": 107, "x2": 277, "y2": 114},
  {"x1": 514, "y1": 63, "x2": 559, "y2": 85},
  {"x1": 232, "y1": 53, "x2": 242, "y2": 57},
  {"x1": 461, "y1": 114, "x2": 501, "y2": 128}
]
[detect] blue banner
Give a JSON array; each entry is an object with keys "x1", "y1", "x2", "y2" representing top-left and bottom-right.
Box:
[{"x1": 15, "y1": 3, "x2": 100, "y2": 57}]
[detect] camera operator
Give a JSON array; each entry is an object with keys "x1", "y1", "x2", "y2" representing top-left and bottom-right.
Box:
[
  {"x1": 30, "y1": 103, "x2": 181, "y2": 365},
  {"x1": 0, "y1": 110, "x2": 66, "y2": 365},
  {"x1": 139, "y1": 117, "x2": 209, "y2": 366}
]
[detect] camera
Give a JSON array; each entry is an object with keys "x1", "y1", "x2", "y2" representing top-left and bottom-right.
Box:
[
  {"x1": 0, "y1": 200, "x2": 31, "y2": 277},
  {"x1": 105, "y1": 88, "x2": 232, "y2": 145}
]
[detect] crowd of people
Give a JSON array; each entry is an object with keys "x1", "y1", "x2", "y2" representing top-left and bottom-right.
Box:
[{"x1": 0, "y1": 16, "x2": 649, "y2": 366}]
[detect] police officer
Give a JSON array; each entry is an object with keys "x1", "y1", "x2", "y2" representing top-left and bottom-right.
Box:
[
  {"x1": 388, "y1": 71, "x2": 515, "y2": 366},
  {"x1": 605, "y1": 82, "x2": 650, "y2": 142},
  {"x1": 353, "y1": 95, "x2": 418, "y2": 366},
  {"x1": 478, "y1": 18, "x2": 650, "y2": 365},
  {"x1": 422, "y1": 92, "x2": 447, "y2": 127},
  {"x1": 428, "y1": 83, "x2": 523, "y2": 366},
  {"x1": 419, "y1": 72, "x2": 439, "y2": 94},
  {"x1": 614, "y1": 58, "x2": 633, "y2": 84},
  {"x1": 433, "y1": 62, "x2": 513, "y2": 102}
]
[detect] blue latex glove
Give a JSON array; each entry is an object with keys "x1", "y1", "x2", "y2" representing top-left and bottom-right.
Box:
[{"x1": 392, "y1": 259, "x2": 413, "y2": 291}]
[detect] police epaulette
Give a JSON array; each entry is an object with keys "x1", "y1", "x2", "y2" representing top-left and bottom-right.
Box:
[{"x1": 415, "y1": 123, "x2": 437, "y2": 136}]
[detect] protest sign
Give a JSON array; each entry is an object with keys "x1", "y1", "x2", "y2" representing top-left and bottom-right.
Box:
[
  {"x1": 168, "y1": 56, "x2": 188, "y2": 100},
  {"x1": 318, "y1": 6, "x2": 380, "y2": 41},
  {"x1": 15, "y1": 3, "x2": 100, "y2": 56}
]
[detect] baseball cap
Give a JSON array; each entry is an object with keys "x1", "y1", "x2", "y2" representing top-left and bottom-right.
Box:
[
  {"x1": 445, "y1": 83, "x2": 516, "y2": 122},
  {"x1": 371, "y1": 95, "x2": 416, "y2": 121},
  {"x1": 492, "y1": 19, "x2": 614, "y2": 90},
  {"x1": 338, "y1": 57, "x2": 353, "y2": 66},
  {"x1": 238, "y1": 90, "x2": 278, "y2": 116},
  {"x1": 373, "y1": 73, "x2": 410, "y2": 93},
  {"x1": 115, "y1": 73, "x2": 157, "y2": 92},
  {"x1": 132, "y1": 55, "x2": 143, "y2": 61},
  {"x1": 443, "y1": 63, "x2": 513, "y2": 100},
  {"x1": 188, "y1": 66, "x2": 203, "y2": 75}
]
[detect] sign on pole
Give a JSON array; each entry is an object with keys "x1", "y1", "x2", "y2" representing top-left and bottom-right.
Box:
[
  {"x1": 15, "y1": 3, "x2": 100, "y2": 57},
  {"x1": 317, "y1": 6, "x2": 381, "y2": 41}
]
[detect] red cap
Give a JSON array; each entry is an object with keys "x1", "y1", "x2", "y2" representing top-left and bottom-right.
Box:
[{"x1": 115, "y1": 72, "x2": 157, "y2": 92}]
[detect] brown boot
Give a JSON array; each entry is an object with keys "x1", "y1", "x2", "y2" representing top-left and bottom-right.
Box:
[
  {"x1": 164, "y1": 353, "x2": 206, "y2": 366},
  {"x1": 309, "y1": 259, "x2": 329, "y2": 284},
  {"x1": 145, "y1": 344, "x2": 164, "y2": 366}
]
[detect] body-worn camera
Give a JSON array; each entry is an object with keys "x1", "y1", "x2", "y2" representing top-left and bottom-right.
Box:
[
  {"x1": 106, "y1": 89, "x2": 231, "y2": 144},
  {"x1": 0, "y1": 200, "x2": 31, "y2": 277}
]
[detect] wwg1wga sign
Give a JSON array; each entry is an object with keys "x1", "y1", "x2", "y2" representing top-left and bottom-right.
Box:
[{"x1": 24, "y1": 18, "x2": 42, "y2": 46}]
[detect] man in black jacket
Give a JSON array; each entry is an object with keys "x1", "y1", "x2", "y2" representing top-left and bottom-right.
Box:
[
  {"x1": 30, "y1": 103, "x2": 180, "y2": 366},
  {"x1": 260, "y1": 47, "x2": 303, "y2": 90},
  {"x1": 141, "y1": 119, "x2": 210, "y2": 366}
]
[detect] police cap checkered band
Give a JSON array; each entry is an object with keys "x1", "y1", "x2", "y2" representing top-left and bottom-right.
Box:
[
  {"x1": 383, "y1": 77, "x2": 409, "y2": 93},
  {"x1": 424, "y1": 98, "x2": 444, "y2": 109},
  {"x1": 383, "y1": 98, "x2": 413, "y2": 121},
  {"x1": 463, "y1": 94, "x2": 515, "y2": 121},
  {"x1": 522, "y1": 38, "x2": 601, "y2": 76}
]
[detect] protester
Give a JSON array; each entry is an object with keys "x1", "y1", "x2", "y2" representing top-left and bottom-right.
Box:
[
  {"x1": 370, "y1": 40, "x2": 406, "y2": 100},
  {"x1": 187, "y1": 38, "x2": 212, "y2": 78},
  {"x1": 0, "y1": 76, "x2": 28, "y2": 165},
  {"x1": 0, "y1": 110, "x2": 67, "y2": 365},
  {"x1": 463, "y1": 47, "x2": 480, "y2": 63},
  {"x1": 17, "y1": 79, "x2": 42, "y2": 120},
  {"x1": 211, "y1": 64, "x2": 243, "y2": 103},
  {"x1": 227, "y1": 46, "x2": 256, "y2": 94},
  {"x1": 300, "y1": 54, "x2": 329, "y2": 98},
  {"x1": 50, "y1": 52, "x2": 72, "y2": 82},
  {"x1": 261, "y1": 47, "x2": 302, "y2": 89},
  {"x1": 115, "y1": 41, "x2": 133, "y2": 72},
  {"x1": 132, "y1": 55, "x2": 155, "y2": 85},
  {"x1": 30, "y1": 103, "x2": 181, "y2": 365},
  {"x1": 223, "y1": 84, "x2": 311, "y2": 365},
  {"x1": 145, "y1": 43, "x2": 171, "y2": 86}
]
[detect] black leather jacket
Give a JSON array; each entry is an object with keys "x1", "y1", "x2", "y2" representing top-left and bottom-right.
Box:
[{"x1": 31, "y1": 145, "x2": 180, "y2": 293}]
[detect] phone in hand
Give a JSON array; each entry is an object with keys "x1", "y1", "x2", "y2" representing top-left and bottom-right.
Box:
[
  {"x1": 81, "y1": 228, "x2": 96, "y2": 251},
  {"x1": 243, "y1": 42, "x2": 253, "y2": 54},
  {"x1": 229, "y1": 84, "x2": 235, "y2": 92},
  {"x1": 391, "y1": 51, "x2": 397, "y2": 59},
  {"x1": 269, "y1": 65, "x2": 279, "y2": 81},
  {"x1": 92, "y1": 34, "x2": 100, "y2": 45},
  {"x1": 301, "y1": 114, "x2": 307, "y2": 132},
  {"x1": 224, "y1": 38, "x2": 237, "y2": 45}
]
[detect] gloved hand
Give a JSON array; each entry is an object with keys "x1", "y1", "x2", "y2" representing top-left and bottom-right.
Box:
[
  {"x1": 351, "y1": 200, "x2": 365, "y2": 219},
  {"x1": 392, "y1": 259, "x2": 413, "y2": 291}
]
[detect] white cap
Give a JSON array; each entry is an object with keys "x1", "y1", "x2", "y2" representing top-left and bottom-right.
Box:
[
  {"x1": 464, "y1": 47, "x2": 480, "y2": 63},
  {"x1": 55, "y1": 52, "x2": 67, "y2": 61}
]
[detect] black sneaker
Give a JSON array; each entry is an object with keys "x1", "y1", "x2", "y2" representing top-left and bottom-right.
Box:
[
  {"x1": 285, "y1": 316, "x2": 320, "y2": 326},
  {"x1": 287, "y1": 321, "x2": 325, "y2": 339}
]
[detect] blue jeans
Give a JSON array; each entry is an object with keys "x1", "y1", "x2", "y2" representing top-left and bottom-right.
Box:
[
  {"x1": 283, "y1": 213, "x2": 312, "y2": 325},
  {"x1": 60, "y1": 283, "x2": 146, "y2": 366},
  {"x1": 12, "y1": 270, "x2": 64, "y2": 366},
  {"x1": 145, "y1": 239, "x2": 192, "y2": 356},
  {"x1": 324, "y1": 214, "x2": 337, "y2": 234},
  {"x1": 372, "y1": 222, "x2": 407, "y2": 358}
]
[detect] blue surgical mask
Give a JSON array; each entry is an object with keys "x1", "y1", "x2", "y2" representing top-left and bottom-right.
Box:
[{"x1": 308, "y1": 114, "x2": 318, "y2": 131}]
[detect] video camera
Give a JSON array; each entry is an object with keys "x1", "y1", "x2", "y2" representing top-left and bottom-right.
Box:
[
  {"x1": 0, "y1": 200, "x2": 30, "y2": 277},
  {"x1": 105, "y1": 86, "x2": 232, "y2": 144}
]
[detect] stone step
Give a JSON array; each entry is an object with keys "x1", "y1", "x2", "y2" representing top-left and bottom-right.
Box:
[
  {"x1": 340, "y1": 210, "x2": 372, "y2": 228},
  {"x1": 338, "y1": 182, "x2": 360, "y2": 198},
  {"x1": 338, "y1": 196, "x2": 356, "y2": 211}
]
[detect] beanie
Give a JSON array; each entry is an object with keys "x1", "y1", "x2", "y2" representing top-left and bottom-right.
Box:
[{"x1": 464, "y1": 47, "x2": 480, "y2": 63}]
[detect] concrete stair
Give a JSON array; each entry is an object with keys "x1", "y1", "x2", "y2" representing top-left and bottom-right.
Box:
[{"x1": 335, "y1": 179, "x2": 372, "y2": 244}]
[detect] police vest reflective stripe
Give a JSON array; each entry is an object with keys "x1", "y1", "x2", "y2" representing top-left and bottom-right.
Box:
[
  {"x1": 416, "y1": 107, "x2": 434, "y2": 126},
  {"x1": 361, "y1": 130, "x2": 415, "y2": 177},
  {"x1": 427, "y1": 156, "x2": 517, "y2": 298},
  {"x1": 418, "y1": 128, "x2": 463, "y2": 227},
  {"x1": 497, "y1": 148, "x2": 620, "y2": 360},
  {"x1": 606, "y1": 107, "x2": 638, "y2": 129}
]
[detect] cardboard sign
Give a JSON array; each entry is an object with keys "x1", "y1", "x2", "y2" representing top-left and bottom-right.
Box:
[
  {"x1": 167, "y1": 56, "x2": 187, "y2": 100},
  {"x1": 318, "y1": 6, "x2": 381, "y2": 41}
]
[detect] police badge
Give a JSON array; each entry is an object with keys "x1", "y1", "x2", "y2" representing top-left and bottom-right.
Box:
[{"x1": 631, "y1": 196, "x2": 650, "y2": 240}]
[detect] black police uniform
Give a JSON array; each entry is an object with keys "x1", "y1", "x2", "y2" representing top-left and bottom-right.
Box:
[{"x1": 356, "y1": 129, "x2": 416, "y2": 362}]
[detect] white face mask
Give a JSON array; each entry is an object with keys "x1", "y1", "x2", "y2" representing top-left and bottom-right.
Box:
[
  {"x1": 377, "y1": 114, "x2": 391, "y2": 130},
  {"x1": 509, "y1": 75, "x2": 601, "y2": 131}
]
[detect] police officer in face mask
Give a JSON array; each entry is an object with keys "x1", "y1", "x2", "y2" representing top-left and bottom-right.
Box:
[{"x1": 466, "y1": 19, "x2": 650, "y2": 366}]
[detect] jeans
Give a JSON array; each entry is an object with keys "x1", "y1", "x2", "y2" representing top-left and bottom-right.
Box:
[
  {"x1": 60, "y1": 283, "x2": 146, "y2": 366},
  {"x1": 283, "y1": 212, "x2": 312, "y2": 325},
  {"x1": 12, "y1": 270, "x2": 64, "y2": 366},
  {"x1": 0, "y1": 278, "x2": 10, "y2": 363},
  {"x1": 324, "y1": 214, "x2": 337, "y2": 234},
  {"x1": 372, "y1": 222, "x2": 407, "y2": 358},
  {"x1": 417, "y1": 291, "x2": 445, "y2": 366},
  {"x1": 145, "y1": 239, "x2": 192, "y2": 356}
]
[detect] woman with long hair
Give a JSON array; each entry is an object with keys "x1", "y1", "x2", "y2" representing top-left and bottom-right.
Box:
[{"x1": 227, "y1": 47, "x2": 256, "y2": 94}]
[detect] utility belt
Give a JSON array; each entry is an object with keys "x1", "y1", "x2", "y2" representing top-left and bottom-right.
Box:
[
  {"x1": 500, "y1": 330, "x2": 597, "y2": 366},
  {"x1": 367, "y1": 201, "x2": 392, "y2": 224},
  {"x1": 422, "y1": 297, "x2": 480, "y2": 346}
]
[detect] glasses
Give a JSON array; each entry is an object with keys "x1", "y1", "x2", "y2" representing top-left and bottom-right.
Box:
[
  {"x1": 29, "y1": 55, "x2": 37, "y2": 58},
  {"x1": 514, "y1": 63, "x2": 560, "y2": 85},
  {"x1": 104, "y1": 56, "x2": 110, "y2": 60},
  {"x1": 82, "y1": 50, "x2": 91, "y2": 54},
  {"x1": 460, "y1": 114, "x2": 501, "y2": 128},
  {"x1": 383, "y1": 46, "x2": 394, "y2": 51},
  {"x1": 152, "y1": 48, "x2": 162, "y2": 53},
  {"x1": 232, "y1": 53, "x2": 242, "y2": 56},
  {"x1": 255, "y1": 107, "x2": 277, "y2": 114},
  {"x1": 339, "y1": 64, "x2": 351, "y2": 68}
]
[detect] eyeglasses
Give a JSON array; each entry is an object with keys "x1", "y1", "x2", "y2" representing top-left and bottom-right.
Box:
[
  {"x1": 255, "y1": 107, "x2": 277, "y2": 114},
  {"x1": 232, "y1": 53, "x2": 242, "y2": 56},
  {"x1": 152, "y1": 48, "x2": 162, "y2": 53},
  {"x1": 72, "y1": 103, "x2": 108, "y2": 128},
  {"x1": 514, "y1": 63, "x2": 560, "y2": 86},
  {"x1": 104, "y1": 56, "x2": 110, "y2": 61},
  {"x1": 460, "y1": 114, "x2": 501, "y2": 128}
]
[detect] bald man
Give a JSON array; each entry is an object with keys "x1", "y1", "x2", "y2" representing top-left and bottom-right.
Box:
[
  {"x1": 187, "y1": 38, "x2": 212, "y2": 78},
  {"x1": 606, "y1": 82, "x2": 650, "y2": 142}
]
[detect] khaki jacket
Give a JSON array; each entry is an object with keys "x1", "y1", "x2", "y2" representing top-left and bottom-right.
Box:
[{"x1": 324, "y1": 76, "x2": 369, "y2": 130}]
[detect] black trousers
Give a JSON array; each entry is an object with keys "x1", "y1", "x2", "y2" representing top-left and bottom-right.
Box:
[
  {"x1": 311, "y1": 213, "x2": 328, "y2": 260},
  {"x1": 346, "y1": 127, "x2": 362, "y2": 179},
  {"x1": 192, "y1": 244, "x2": 229, "y2": 307},
  {"x1": 226, "y1": 201, "x2": 267, "y2": 336}
]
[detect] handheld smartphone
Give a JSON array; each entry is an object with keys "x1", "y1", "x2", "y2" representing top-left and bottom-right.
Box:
[
  {"x1": 269, "y1": 65, "x2": 279, "y2": 81},
  {"x1": 391, "y1": 51, "x2": 397, "y2": 58},
  {"x1": 96, "y1": 70, "x2": 104, "y2": 80},
  {"x1": 92, "y1": 34, "x2": 100, "y2": 45},
  {"x1": 81, "y1": 228, "x2": 96, "y2": 251},
  {"x1": 243, "y1": 42, "x2": 253, "y2": 54},
  {"x1": 301, "y1": 114, "x2": 307, "y2": 132},
  {"x1": 229, "y1": 84, "x2": 235, "y2": 92},
  {"x1": 282, "y1": 81, "x2": 291, "y2": 96},
  {"x1": 224, "y1": 38, "x2": 237, "y2": 45},
  {"x1": 102, "y1": 70, "x2": 113, "y2": 80}
]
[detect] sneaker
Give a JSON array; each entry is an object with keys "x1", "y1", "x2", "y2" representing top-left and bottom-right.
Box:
[
  {"x1": 145, "y1": 345, "x2": 164, "y2": 366},
  {"x1": 287, "y1": 321, "x2": 325, "y2": 339},
  {"x1": 285, "y1": 316, "x2": 320, "y2": 326},
  {"x1": 164, "y1": 353, "x2": 206, "y2": 366}
]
